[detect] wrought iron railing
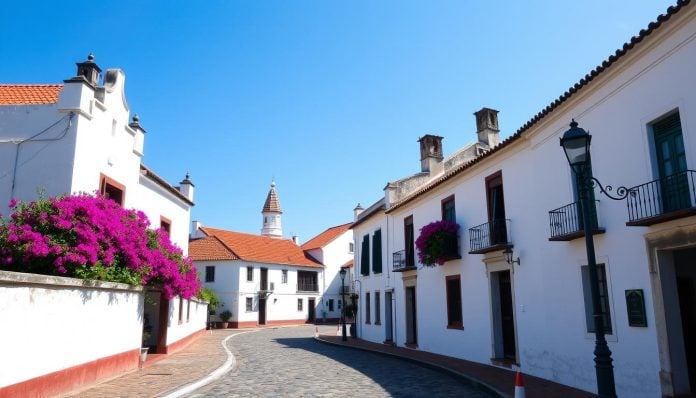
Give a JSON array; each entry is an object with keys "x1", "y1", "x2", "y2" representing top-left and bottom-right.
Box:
[
  {"x1": 393, "y1": 250, "x2": 407, "y2": 271},
  {"x1": 468, "y1": 219, "x2": 511, "y2": 253},
  {"x1": 296, "y1": 282, "x2": 318, "y2": 292},
  {"x1": 626, "y1": 170, "x2": 696, "y2": 223},
  {"x1": 549, "y1": 201, "x2": 600, "y2": 239},
  {"x1": 340, "y1": 285, "x2": 353, "y2": 295}
]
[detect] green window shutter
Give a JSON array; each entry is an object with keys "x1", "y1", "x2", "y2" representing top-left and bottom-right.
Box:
[
  {"x1": 372, "y1": 230, "x2": 382, "y2": 274},
  {"x1": 361, "y1": 235, "x2": 370, "y2": 276}
]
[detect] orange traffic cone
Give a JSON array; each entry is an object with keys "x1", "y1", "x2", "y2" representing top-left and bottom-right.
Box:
[{"x1": 514, "y1": 371, "x2": 525, "y2": 398}]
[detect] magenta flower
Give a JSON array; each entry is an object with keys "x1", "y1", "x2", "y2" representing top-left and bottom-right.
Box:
[{"x1": 415, "y1": 220, "x2": 460, "y2": 266}]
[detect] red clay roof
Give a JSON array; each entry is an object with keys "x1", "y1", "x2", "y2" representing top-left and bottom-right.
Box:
[
  {"x1": 201, "y1": 227, "x2": 323, "y2": 268},
  {"x1": 262, "y1": 182, "x2": 282, "y2": 213},
  {"x1": 0, "y1": 84, "x2": 63, "y2": 105},
  {"x1": 188, "y1": 236, "x2": 239, "y2": 261},
  {"x1": 302, "y1": 222, "x2": 352, "y2": 250}
]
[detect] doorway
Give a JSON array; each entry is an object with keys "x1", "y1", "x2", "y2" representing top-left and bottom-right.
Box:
[
  {"x1": 308, "y1": 298, "x2": 316, "y2": 323},
  {"x1": 491, "y1": 270, "x2": 516, "y2": 361},
  {"x1": 258, "y1": 297, "x2": 267, "y2": 325},
  {"x1": 385, "y1": 291, "x2": 393, "y2": 343},
  {"x1": 405, "y1": 287, "x2": 417, "y2": 346}
]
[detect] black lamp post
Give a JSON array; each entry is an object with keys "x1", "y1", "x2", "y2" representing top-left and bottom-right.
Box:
[
  {"x1": 560, "y1": 119, "x2": 628, "y2": 398},
  {"x1": 339, "y1": 267, "x2": 347, "y2": 341}
]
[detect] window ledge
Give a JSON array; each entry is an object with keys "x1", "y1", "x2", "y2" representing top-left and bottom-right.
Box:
[
  {"x1": 447, "y1": 324, "x2": 464, "y2": 330},
  {"x1": 374, "y1": 322, "x2": 381, "y2": 325}
]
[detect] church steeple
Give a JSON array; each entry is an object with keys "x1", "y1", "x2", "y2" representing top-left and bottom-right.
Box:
[{"x1": 261, "y1": 181, "x2": 283, "y2": 238}]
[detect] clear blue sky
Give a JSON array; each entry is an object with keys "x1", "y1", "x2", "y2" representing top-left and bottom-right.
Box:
[{"x1": 1, "y1": 0, "x2": 675, "y2": 243}]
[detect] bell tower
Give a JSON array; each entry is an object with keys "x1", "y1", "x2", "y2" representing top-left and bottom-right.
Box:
[{"x1": 261, "y1": 181, "x2": 283, "y2": 238}]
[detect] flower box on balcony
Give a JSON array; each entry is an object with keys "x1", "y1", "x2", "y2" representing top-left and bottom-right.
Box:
[{"x1": 415, "y1": 220, "x2": 461, "y2": 267}]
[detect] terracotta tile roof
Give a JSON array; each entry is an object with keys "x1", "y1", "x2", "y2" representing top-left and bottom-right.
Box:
[
  {"x1": 201, "y1": 227, "x2": 323, "y2": 268},
  {"x1": 188, "y1": 236, "x2": 239, "y2": 261},
  {"x1": 301, "y1": 222, "x2": 352, "y2": 250},
  {"x1": 387, "y1": 0, "x2": 693, "y2": 214},
  {"x1": 262, "y1": 182, "x2": 282, "y2": 213},
  {"x1": 0, "y1": 84, "x2": 63, "y2": 105}
]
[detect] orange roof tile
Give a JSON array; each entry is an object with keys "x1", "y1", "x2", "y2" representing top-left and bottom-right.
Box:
[
  {"x1": 262, "y1": 182, "x2": 282, "y2": 213},
  {"x1": 201, "y1": 227, "x2": 323, "y2": 268},
  {"x1": 302, "y1": 222, "x2": 352, "y2": 250},
  {"x1": 0, "y1": 84, "x2": 63, "y2": 105},
  {"x1": 188, "y1": 236, "x2": 238, "y2": 261}
]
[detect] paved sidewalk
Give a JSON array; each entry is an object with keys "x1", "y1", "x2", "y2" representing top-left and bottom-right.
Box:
[
  {"x1": 316, "y1": 334, "x2": 596, "y2": 398},
  {"x1": 61, "y1": 329, "x2": 241, "y2": 398}
]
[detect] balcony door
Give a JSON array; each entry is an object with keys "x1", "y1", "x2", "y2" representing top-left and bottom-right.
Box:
[
  {"x1": 653, "y1": 112, "x2": 689, "y2": 213},
  {"x1": 486, "y1": 172, "x2": 507, "y2": 245},
  {"x1": 404, "y1": 216, "x2": 415, "y2": 268}
]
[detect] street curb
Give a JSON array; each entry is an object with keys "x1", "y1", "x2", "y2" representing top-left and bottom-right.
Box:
[{"x1": 314, "y1": 335, "x2": 511, "y2": 398}]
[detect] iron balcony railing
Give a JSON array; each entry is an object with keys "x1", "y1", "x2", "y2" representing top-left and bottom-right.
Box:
[
  {"x1": 549, "y1": 200, "x2": 601, "y2": 240},
  {"x1": 626, "y1": 170, "x2": 696, "y2": 225},
  {"x1": 393, "y1": 250, "x2": 407, "y2": 271},
  {"x1": 468, "y1": 219, "x2": 511, "y2": 254},
  {"x1": 296, "y1": 282, "x2": 318, "y2": 292},
  {"x1": 339, "y1": 285, "x2": 353, "y2": 295}
]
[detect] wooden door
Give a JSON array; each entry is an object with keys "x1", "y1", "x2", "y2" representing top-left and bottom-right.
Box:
[
  {"x1": 499, "y1": 271, "x2": 516, "y2": 360},
  {"x1": 654, "y1": 113, "x2": 689, "y2": 213}
]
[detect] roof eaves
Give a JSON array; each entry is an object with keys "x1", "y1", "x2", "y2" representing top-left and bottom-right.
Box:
[{"x1": 140, "y1": 164, "x2": 195, "y2": 206}]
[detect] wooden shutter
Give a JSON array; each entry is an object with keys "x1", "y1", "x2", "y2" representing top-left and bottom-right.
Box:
[
  {"x1": 372, "y1": 230, "x2": 382, "y2": 274},
  {"x1": 361, "y1": 235, "x2": 370, "y2": 276}
]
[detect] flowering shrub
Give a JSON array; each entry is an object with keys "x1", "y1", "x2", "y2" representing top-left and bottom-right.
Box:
[
  {"x1": 415, "y1": 220, "x2": 460, "y2": 266},
  {"x1": 0, "y1": 194, "x2": 200, "y2": 299}
]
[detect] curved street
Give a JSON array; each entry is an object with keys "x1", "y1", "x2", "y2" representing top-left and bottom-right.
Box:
[{"x1": 186, "y1": 325, "x2": 495, "y2": 398}]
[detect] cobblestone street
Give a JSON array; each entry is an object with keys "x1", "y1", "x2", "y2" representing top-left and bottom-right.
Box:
[{"x1": 186, "y1": 326, "x2": 495, "y2": 398}]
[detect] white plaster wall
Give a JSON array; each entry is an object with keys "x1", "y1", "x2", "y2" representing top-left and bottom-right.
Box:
[
  {"x1": 166, "y1": 297, "x2": 207, "y2": 345},
  {"x1": 194, "y1": 259, "x2": 240, "y2": 322},
  {"x1": 0, "y1": 271, "x2": 143, "y2": 387},
  {"x1": 319, "y1": 230, "x2": 354, "y2": 320}
]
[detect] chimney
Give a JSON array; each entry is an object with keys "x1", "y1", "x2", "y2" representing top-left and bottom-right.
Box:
[
  {"x1": 64, "y1": 53, "x2": 101, "y2": 88},
  {"x1": 292, "y1": 235, "x2": 300, "y2": 245},
  {"x1": 474, "y1": 108, "x2": 501, "y2": 148},
  {"x1": 179, "y1": 172, "x2": 195, "y2": 202},
  {"x1": 418, "y1": 134, "x2": 444, "y2": 175},
  {"x1": 190, "y1": 220, "x2": 204, "y2": 239},
  {"x1": 353, "y1": 203, "x2": 365, "y2": 221},
  {"x1": 129, "y1": 114, "x2": 146, "y2": 156}
]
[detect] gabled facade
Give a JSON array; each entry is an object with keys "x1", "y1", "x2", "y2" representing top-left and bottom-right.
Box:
[
  {"x1": 0, "y1": 55, "x2": 194, "y2": 252},
  {"x1": 353, "y1": 2, "x2": 696, "y2": 397}
]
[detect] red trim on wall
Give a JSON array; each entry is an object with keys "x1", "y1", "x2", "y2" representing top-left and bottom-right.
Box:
[
  {"x1": 163, "y1": 329, "x2": 205, "y2": 355},
  {"x1": 229, "y1": 319, "x2": 307, "y2": 329},
  {"x1": 0, "y1": 349, "x2": 138, "y2": 398}
]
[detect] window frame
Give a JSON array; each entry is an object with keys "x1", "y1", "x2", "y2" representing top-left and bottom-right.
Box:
[
  {"x1": 297, "y1": 298, "x2": 304, "y2": 312},
  {"x1": 580, "y1": 263, "x2": 614, "y2": 336},
  {"x1": 360, "y1": 234, "x2": 370, "y2": 276},
  {"x1": 99, "y1": 174, "x2": 126, "y2": 206},
  {"x1": 246, "y1": 297, "x2": 253, "y2": 312},
  {"x1": 446, "y1": 275, "x2": 463, "y2": 329},
  {"x1": 365, "y1": 291, "x2": 371, "y2": 324},
  {"x1": 281, "y1": 269, "x2": 288, "y2": 284},
  {"x1": 372, "y1": 229, "x2": 382, "y2": 274},
  {"x1": 441, "y1": 195, "x2": 456, "y2": 222},
  {"x1": 159, "y1": 216, "x2": 172, "y2": 235},
  {"x1": 246, "y1": 266, "x2": 253, "y2": 282}
]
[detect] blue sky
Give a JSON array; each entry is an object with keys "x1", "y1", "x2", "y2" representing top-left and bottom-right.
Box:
[{"x1": 1, "y1": 0, "x2": 675, "y2": 243}]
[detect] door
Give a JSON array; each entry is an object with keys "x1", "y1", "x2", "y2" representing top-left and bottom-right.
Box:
[
  {"x1": 654, "y1": 113, "x2": 689, "y2": 213},
  {"x1": 405, "y1": 287, "x2": 417, "y2": 345},
  {"x1": 385, "y1": 291, "x2": 393, "y2": 343},
  {"x1": 260, "y1": 268, "x2": 268, "y2": 291},
  {"x1": 486, "y1": 173, "x2": 507, "y2": 245},
  {"x1": 308, "y1": 298, "x2": 316, "y2": 323},
  {"x1": 404, "y1": 216, "x2": 415, "y2": 268},
  {"x1": 258, "y1": 297, "x2": 267, "y2": 325},
  {"x1": 499, "y1": 271, "x2": 516, "y2": 359}
]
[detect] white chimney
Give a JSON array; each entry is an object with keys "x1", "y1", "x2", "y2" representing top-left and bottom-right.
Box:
[
  {"x1": 179, "y1": 172, "x2": 194, "y2": 202},
  {"x1": 353, "y1": 203, "x2": 365, "y2": 221},
  {"x1": 418, "y1": 134, "x2": 444, "y2": 176},
  {"x1": 190, "y1": 220, "x2": 204, "y2": 239},
  {"x1": 292, "y1": 235, "x2": 300, "y2": 245}
]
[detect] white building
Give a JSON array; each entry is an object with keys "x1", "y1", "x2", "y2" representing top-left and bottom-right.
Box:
[
  {"x1": 0, "y1": 54, "x2": 194, "y2": 252},
  {"x1": 353, "y1": 2, "x2": 696, "y2": 397}
]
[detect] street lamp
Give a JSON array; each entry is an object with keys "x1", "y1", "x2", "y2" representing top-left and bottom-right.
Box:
[
  {"x1": 339, "y1": 267, "x2": 347, "y2": 341},
  {"x1": 560, "y1": 120, "x2": 629, "y2": 398}
]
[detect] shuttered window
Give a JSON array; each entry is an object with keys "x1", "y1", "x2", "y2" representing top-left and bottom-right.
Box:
[
  {"x1": 581, "y1": 263, "x2": 613, "y2": 334},
  {"x1": 361, "y1": 235, "x2": 370, "y2": 276},
  {"x1": 372, "y1": 229, "x2": 382, "y2": 274}
]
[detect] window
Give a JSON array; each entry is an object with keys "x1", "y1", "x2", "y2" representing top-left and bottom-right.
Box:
[
  {"x1": 446, "y1": 275, "x2": 463, "y2": 328},
  {"x1": 338, "y1": 299, "x2": 342, "y2": 309},
  {"x1": 160, "y1": 216, "x2": 171, "y2": 235},
  {"x1": 281, "y1": 269, "x2": 288, "y2": 284},
  {"x1": 442, "y1": 195, "x2": 456, "y2": 222},
  {"x1": 246, "y1": 266, "x2": 253, "y2": 282},
  {"x1": 365, "y1": 292, "x2": 371, "y2": 324},
  {"x1": 651, "y1": 112, "x2": 689, "y2": 213},
  {"x1": 349, "y1": 242, "x2": 354, "y2": 253},
  {"x1": 486, "y1": 171, "x2": 507, "y2": 245},
  {"x1": 375, "y1": 291, "x2": 381, "y2": 325},
  {"x1": 297, "y1": 298, "x2": 303, "y2": 312},
  {"x1": 205, "y1": 266, "x2": 215, "y2": 282},
  {"x1": 404, "y1": 216, "x2": 415, "y2": 268},
  {"x1": 99, "y1": 174, "x2": 125, "y2": 206},
  {"x1": 328, "y1": 299, "x2": 334, "y2": 312},
  {"x1": 372, "y1": 230, "x2": 382, "y2": 274},
  {"x1": 360, "y1": 234, "x2": 370, "y2": 276},
  {"x1": 581, "y1": 263, "x2": 613, "y2": 334},
  {"x1": 246, "y1": 297, "x2": 253, "y2": 312},
  {"x1": 297, "y1": 271, "x2": 318, "y2": 292}
]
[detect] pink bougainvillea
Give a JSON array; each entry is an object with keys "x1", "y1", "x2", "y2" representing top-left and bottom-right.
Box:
[
  {"x1": 415, "y1": 220, "x2": 460, "y2": 266},
  {"x1": 0, "y1": 194, "x2": 200, "y2": 299}
]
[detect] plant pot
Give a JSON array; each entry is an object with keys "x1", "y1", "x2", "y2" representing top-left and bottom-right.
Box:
[
  {"x1": 140, "y1": 347, "x2": 149, "y2": 363},
  {"x1": 221, "y1": 322, "x2": 229, "y2": 329},
  {"x1": 349, "y1": 323, "x2": 356, "y2": 337}
]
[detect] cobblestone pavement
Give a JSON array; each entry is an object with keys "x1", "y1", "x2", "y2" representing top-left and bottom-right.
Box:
[{"x1": 187, "y1": 325, "x2": 496, "y2": 398}]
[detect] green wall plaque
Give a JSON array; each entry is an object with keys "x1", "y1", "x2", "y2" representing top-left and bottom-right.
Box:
[{"x1": 625, "y1": 289, "x2": 647, "y2": 327}]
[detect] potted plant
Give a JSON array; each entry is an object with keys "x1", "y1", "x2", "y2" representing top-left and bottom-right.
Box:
[
  {"x1": 141, "y1": 315, "x2": 153, "y2": 363},
  {"x1": 343, "y1": 303, "x2": 358, "y2": 337},
  {"x1": 415, "y1": 220, "x2": 460, "y2": 266},
  {"x1": 219, "y1": 310, "x2": 233, "y2": 328}
]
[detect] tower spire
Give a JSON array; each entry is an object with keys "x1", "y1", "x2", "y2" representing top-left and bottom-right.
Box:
[{"x1": 261, "y1": 180, "x2": 283, "y2": 238}]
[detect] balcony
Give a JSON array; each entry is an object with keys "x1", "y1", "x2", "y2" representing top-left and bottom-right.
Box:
[
  {"x1": 626, "y1": 170, "x2": 696, "y2": 226},
  {"x1": 297, "y1": 282, "x2": 318, "y2": 292},
  {"x1": 339, "y1": 285, "x2": 353, "y2": 295},
  {"x1": 392, "y1": 250, "x2": 417, "y2": 272},
  {"x1": 548, "y1": 201, "x2": 605, "y2": 241},
  {"x1": 468, "y1": 219, "x2": 512, "y2": 254}
]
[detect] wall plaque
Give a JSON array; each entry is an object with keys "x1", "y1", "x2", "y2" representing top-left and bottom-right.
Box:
[{"x1": 625, "y1": 289, "x2": 647, "y2": 327}]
